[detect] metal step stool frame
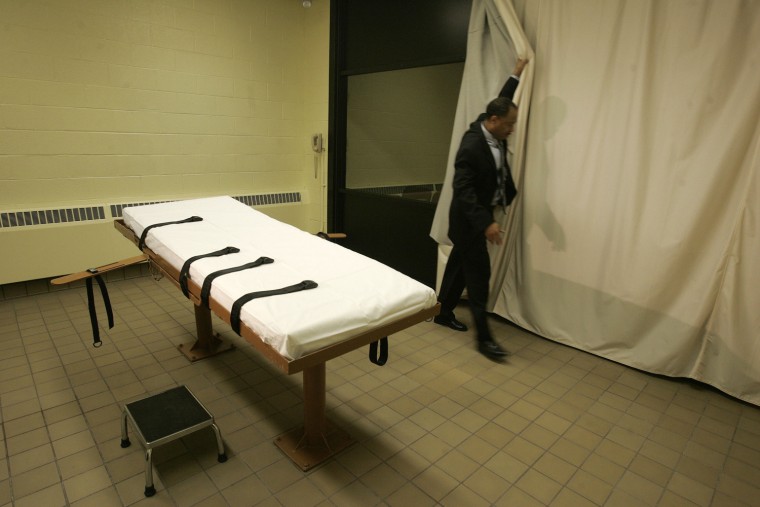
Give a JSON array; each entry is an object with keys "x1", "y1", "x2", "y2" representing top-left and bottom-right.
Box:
[{"x1": 120, "y1": 385, "x2": 227, "y2": 497}]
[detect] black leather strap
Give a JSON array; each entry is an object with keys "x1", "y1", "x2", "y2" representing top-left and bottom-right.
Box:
[
  {"x1": 230, "y1": 280, "x2": 318, "y2": 334},
  {"x1": 369, "y1": 337, "x2": 389, "y2": 366},
  {"x1": 179, "y1": 246, "x2": 240, "y2": 298},
  {"x1": 200, "y1": 257, "x2": 274, "y2": 308},
  {"x1": 137, "y1": 216, "x2": 203, "y2": 250},
  {"x1": 85, "y1": 273, "x2": 113, "y2": 347}
]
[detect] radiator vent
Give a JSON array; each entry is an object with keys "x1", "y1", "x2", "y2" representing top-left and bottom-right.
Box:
[
  {"x1": 1, "y1": 193, "x2": 303, "y2": 228},
  {"x1": 109, "y1": 201, "x2": 172, "y2": 219},
  {"x1": 1, "y1": 206, "x2": 106, "y2": 228},
  {"x1": 233, "y1": 192, "x2": 301, "y2": 207}
]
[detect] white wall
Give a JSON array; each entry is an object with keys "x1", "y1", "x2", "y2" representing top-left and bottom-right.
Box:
[{"x1": 0, "y1": 0, "x2": 330, "y2": 284}]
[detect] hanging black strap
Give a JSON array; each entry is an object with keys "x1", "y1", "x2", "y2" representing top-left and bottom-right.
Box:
[
  {"x1": 179, "y1": 246, "x2": 240, "y2": 298},
  {"x1": 85, "y1": 272, "x2": 114, "y2": 347},
  {"x1": 369, "y1": 337, "x2": 389, "y2": 366},
  {"x1": 230, "y1": 280, "x2": 318, "y2": 334},
  {"x1": 137, "y1": 216, "x2": 203, "y2": 250},
  {"x1": 200, "y1": 257, "x2": 274, "y2": 308}
]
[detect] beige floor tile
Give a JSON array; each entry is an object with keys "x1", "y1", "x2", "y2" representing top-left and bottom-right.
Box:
[
  {"x1": 617, "y1": 469, "x2": 664, "y2": 505},
  {"x1": 276, "y1": 477, "x2": 329, "y2": 507},
  {"x1": 522, "y1": 423, "x2": 561, "y2": 450},
  {"x1": 514, "y1": 468, "x2": 562, "y2": 504},
  {"x1": 358, "y1": 462, "x2": 407, "y2": 498},
  {"x1": 412, "y1": 464, "x2": 459, "y2": 501},
  {"x1": 640, "y1": 438, "x2": 682, "y2": 468},
  {"x1": 13, "y1": 483, "x2": 66, "y2": 507},
  {"x1": 440, "y1": 484, "x2": 493, "y2": 507},
  {"x1": 165, "y1": 471, "x2": 218, "y2": 507},
  {"x1": 2, "y1": 412, "x2": 46, "y2": 439},
  {"x1": 549, "y1": 437, "x2": 591, "y2": 467},
  {"x1": 493, "y1": 409, "x2": 532, "y2": 434},
  {"x1": 715, "y1": 473, "x2": 760, "y2": 505},
  {"x1": 433, "y1": 418, "x2": 471, "y2": 445},
  {"x1": 484, "y1": 452, "x2": 530, "y2": 483},
  {"x1": 594, "y1": 438, "x2": 636, "y2": 467},
  {"x1": 567, "y1": 468, "x2": 613, "y2": 505},
  {"x1": 1, "y1": 399, "x2": 42, "y2": 422},
  {"x1": 5, "y1": 427, "x2": 50, "y2": 456},
  {"x1": 43, "y1": 400, "x2": 83, "y2": 425},
  {"x1": 0, "y1": 480, "x2": 13, "y2": 507},
  {"x1": 683, "y1": 440, "x2": 727, "y2": 469},
  {"x1": 533, "y1": 452, "x2": 577, "y2": 485},
  {"x1": 307, "y1": 460, "x2": 355, "y2": 497},
  {"x1": 463, "y1": 466, "x2": 512, "y2": 505},
  {"x1": 475, "y1": 420, "x2": 515, "y2": 449},
  {"x1": 409, "y1": 432, "x2": 452, "y2": 463},
  {"x1": 386, "y1": 482, "x2": 438, "y2": 507},
  {"x1": 710, "y1": 491, "x2": 754, "y2": 507},
  {"x1": 503, "y1": 435, "x2": 544, "y2": 466},
  {"x1": 550, "y1": 487, "x2": 597, "y2": 507},
  {"x1": 63, "y1": 465, "x2": 110, "y2": 503},
  {"x1": 723, "y1": 456, "x2": 760, "y2": 485},
  {"x1": 2, "y1": 277, "x2": 760, "y2": 507},
  {"x1": 492, "y1": 485, "x2": 545, "y2": 507},
  {"x1": 69, "y1": 486, "x2": 123, "y2": 507},
  {"x1": 257, "y1": 457, "x2": 307, "y2": 494},
  {"x1": 563, "y1": 424, "x2": 603, "y2": 451},
  {"x1": 605, "y1": 488, "x2": 645, "y2": 507},
  {"x1": 48, "y1": 414, "x2": 89, "y2": 441},
  {"x1": 8, "y1": 443, "x2": 55, "y2": 476},
  {"x1": 12, "y1": 462, "x2": 60, "y2": 498},
  {"x1": 606, "y1": 424, "x2": 646, "y2": 451},
  {"x1": 675, "y1": 454, "x2": 721, "y2": 487},
  {"x1": 666, "y1": 472, "x2": 714, "y2": 507},
  {"x1": 575, "y1": 411, "x2": 614, "y2": 436},
  {"x1": 51, "y1": 429, "x2": 96, "y2": 458},
  {"x1": 103, "y1": 446, "x2": 143, "y2": 481}
]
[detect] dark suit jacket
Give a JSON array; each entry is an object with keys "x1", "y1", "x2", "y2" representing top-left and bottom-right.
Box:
[{"x1": 448, "y1": 76, "x2": 519, "y2": 245}]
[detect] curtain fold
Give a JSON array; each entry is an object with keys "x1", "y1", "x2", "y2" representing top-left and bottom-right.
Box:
[{"x1": 435, "y1": 0, "x2": 760, "y2": 406}]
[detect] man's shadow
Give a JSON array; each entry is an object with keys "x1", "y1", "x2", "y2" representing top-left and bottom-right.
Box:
[{"x1": 528, "y1": 95, "x2": 567, "y2": 251}]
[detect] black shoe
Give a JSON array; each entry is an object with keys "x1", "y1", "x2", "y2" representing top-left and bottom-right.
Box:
[
  {"x1": 478, "y1": 340, "x2": 510, "y2": 360},
  {"x1": 433, "y1": 314, "x2": 468, "y2": 332}
]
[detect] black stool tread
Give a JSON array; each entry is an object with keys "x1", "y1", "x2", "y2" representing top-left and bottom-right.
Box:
[{"x1": 126, "y1": 386, "x2": 212, "y2": 444}]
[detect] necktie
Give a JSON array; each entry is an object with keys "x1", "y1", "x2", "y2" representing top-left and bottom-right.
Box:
[{"x1": 488, "y1": 139, "x2": 506, "y2": 206}]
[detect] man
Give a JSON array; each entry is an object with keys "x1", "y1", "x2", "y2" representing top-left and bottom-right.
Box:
[{"x1": 435, "y1": 58, "x2": 527, "y2": 360}]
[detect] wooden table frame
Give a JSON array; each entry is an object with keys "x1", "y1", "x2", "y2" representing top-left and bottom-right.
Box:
[{"x1": 114, "y1": 219, "x2": 440, "y2": 470}]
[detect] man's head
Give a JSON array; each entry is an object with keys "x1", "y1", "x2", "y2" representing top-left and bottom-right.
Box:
[{"x1": 484, "y1": 97, "x2": 518, "y2": 141}]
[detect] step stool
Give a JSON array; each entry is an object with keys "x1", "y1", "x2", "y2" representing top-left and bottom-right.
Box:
[{"x1": 120, "y1": 385, "x2": 227, "y2": 497}]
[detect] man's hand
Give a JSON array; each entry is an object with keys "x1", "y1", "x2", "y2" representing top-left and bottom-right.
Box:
[
  {"x1": 513, "y1": 58, "x2": 528, "y2": 77},
  {"x1": 485, "y1": 222, "x2": 502, "y2": 245}
]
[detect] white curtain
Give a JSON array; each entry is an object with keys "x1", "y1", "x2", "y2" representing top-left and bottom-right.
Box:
[{"x1": 434, "y1": 0, "x2": 760, "y2": 406}]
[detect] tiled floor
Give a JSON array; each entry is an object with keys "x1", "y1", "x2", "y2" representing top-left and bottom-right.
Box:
[{"x1": 1, "y1": 275, "x2": 759, "y2": 507}]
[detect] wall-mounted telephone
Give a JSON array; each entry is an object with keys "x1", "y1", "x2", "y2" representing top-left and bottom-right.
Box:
[{"x1": 311, "y1": 133, "x2": 323, "y2": 153}]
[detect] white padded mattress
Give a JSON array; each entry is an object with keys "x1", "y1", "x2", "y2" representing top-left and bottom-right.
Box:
[{"x1": 122, "y1": 196, "x2": 437, "y2": 360}]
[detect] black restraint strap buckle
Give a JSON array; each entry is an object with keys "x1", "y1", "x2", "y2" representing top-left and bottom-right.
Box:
[
  {"x1": 178, "y1": 246, "x2": 240, "y2": 298},
  {"x1": 85, "y1": 273, "x2": 114, "y2": 347},
  {"x1": 200, "y1": 257, "x2": 274, "y2": 308},
  {"x1": 369, "y1": 337, "x2": 389, "y2": 366},
  {"x1": 137, "y1": 215, "x2": 203, "y2": 251},
  {"x1": 230, "y1": 280, "x2": 318, "y2": 335}
]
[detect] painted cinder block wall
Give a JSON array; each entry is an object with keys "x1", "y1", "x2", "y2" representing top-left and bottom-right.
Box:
[{"x1": 0, "y1": 0, "x2": 330, "y2": 284}]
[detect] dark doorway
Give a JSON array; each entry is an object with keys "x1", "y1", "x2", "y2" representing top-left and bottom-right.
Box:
[{"x1": 328, "y1": 0, "x2": 471, "y2": 287}]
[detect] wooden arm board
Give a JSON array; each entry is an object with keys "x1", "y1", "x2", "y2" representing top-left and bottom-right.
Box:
[{"x1": 50, "y1": 254, "x2": 149, "y2": 286}]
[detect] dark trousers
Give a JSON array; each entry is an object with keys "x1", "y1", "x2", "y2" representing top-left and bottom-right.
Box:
[{"x1": 438, "y1": 238, "x2": 492, "y2": 342}]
